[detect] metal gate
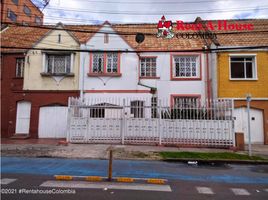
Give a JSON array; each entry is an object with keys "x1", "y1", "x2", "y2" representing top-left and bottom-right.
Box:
[{"x1": 67, "y1": 97, "x2": 234, "y2": 147}]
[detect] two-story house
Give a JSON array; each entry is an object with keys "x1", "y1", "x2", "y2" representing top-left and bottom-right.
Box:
[{"x1": 78, "y1": 21, "x2": 210, "y2": 116}]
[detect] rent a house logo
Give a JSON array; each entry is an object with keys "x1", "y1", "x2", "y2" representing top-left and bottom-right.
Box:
[{"x1": 157, "y1": 16, "x2": 254, "y2": 39}]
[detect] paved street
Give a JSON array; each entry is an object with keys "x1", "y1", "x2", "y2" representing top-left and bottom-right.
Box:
[{"x1": 1, "y1": 156, "x2": 268, "y2": 199}]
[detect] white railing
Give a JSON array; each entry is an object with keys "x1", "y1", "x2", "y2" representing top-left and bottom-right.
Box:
[{"x1": 67, "y1": 97, "x2": 234, "y2": 147}]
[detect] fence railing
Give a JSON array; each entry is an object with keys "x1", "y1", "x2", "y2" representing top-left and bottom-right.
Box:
[{"x1": 67, "y1": 97, "x2": 234, "y2": 147}]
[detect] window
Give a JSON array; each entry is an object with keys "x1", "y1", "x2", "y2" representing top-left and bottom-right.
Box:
[
  {"x1": 45, "y1": 54, "x2": 71, "y2": 74},
  {"x1": 35, "y1": 16, "x2": 42, "y2": 25},
  {"x1": 16, "y1": 58, "x2": 25, "y2": 78},
  {"x1": 7, "y1": 9, "x2": 17, "y2": 22},
  {"x1": 104, "y1": 33, "x2": 109, "y2": 43},
  {"x1": 230, "y1": 56, "x2": 256, "y2": 79},
  {"x1": 140, "y1": 57, "x2": 157, "y2": 77},
  {"x1": 91, "y1": 53, "x2": 119, "y2": 74},
  {"x1": 23, "y1": 5, "x2": 31, "y2": 17},
  {"x1": 151, "y1": 97, "x2": 158, "y2": 118},
  {"x1": 173, "y1": 97, "x2": 199, "y2": 108},
  {"x1": 172, "y1": 55, "x2": 200, "y2": 79},
  {"x1": 12, "y1": 0, "x2": 18, "y2": 5},
  {"x1": 131, "y1": 101, "x2": 144, "y2": 118}
]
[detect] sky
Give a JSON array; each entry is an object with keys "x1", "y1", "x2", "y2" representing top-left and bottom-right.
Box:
[{"x1": 33, "y1": 0, "x2": 268, "y2": 24}]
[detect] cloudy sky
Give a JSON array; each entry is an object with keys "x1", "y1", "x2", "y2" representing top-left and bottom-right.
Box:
[{"x1": 33, "y1": 0, "x2": 268, "y2": 24}]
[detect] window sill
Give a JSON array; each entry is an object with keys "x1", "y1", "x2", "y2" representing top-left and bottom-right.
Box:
[
  {"x1": 87, "y1": 73, "x2": 122, "y2": 77},
  {"x1": 230, "y1": 78, "x2": 258, "y2": 81},
  {"x1": 13, "y1": 77, "x2": 23, "y2": 79},
  {"x1": 171, "y1": 77, "x2": 201, "y2": 81},
  {"x1": 40, "y1": 72, "x2": 75, "y2": 77},
  {"x1": 140, "y1": 77, "x2": 160, "y2": 79}
]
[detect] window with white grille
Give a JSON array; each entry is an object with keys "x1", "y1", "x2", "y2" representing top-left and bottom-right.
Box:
[
  {"x1": 140, "y1": 57, "x2": 156, "y2": 77},
  {"x1": 107, "y1": 53, "x2": 118, "y2": 73},
  {"x1": 16, "y1": 58, "x2": 25, "y2": 77},
  {"x1": 91, "y1": 53, "x2": 119, "y2": 73},
  {"x1": 173, "y1": 56, "x2": 200, "y2": 78},
  {"x1": 46, "y1": 54, "x2": 71, "y2": 74},
  {"x1": 173, "y1": 97, "x2": 199, "y2": 108},
  {"x1": 92, "y1": 53, "x2": 104, "y2": 72},
  {"x1": 131, "y1": 101, "x2": 144, "y2": 118}
]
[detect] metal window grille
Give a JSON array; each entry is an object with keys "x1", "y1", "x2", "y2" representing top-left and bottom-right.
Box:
[
  {"x1": 174, "y1": 56, "x2": 198, "y2": 78},
  {"x1": 107, "y1": 53, "x2": 118, "y2": 73},
  {"x1": 47, "y1": 54, "x2": 71, "y2": 74},
  {"x1": 230, "y1": 57, "x2": 255, "y2": 79},
  {"x1": 140, "y1": 57, "x2": 156, "y2": 77},
  {"x1": 92, "y1": 53, "x2": 104, "y2": 72},
  {"x1": 16, "y1": 58, "x2": 25, "y2": 77}
]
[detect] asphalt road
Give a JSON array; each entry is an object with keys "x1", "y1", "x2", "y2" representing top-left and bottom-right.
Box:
[{"x1": 1, "y1": 156, "x2": 268, "y2": 199}]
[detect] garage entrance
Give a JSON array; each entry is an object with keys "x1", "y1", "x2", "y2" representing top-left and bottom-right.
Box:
[{"x1": 38, "y1": 106, "x2": 68, "y2": 138}]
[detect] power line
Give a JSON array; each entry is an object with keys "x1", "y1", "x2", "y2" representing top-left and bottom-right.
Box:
[
  {"x1": 2, "y1": 22, "x2": 268, "y2": 37},
  {"x1": 45, "y1": 0, "x2": 259, "y2": 5},
  {"x1": 2, "y1": 2, "x2": 268, "y2": 15},
  {"x1": 1, "y1": 45, "x2": 268, "y2": 53}
]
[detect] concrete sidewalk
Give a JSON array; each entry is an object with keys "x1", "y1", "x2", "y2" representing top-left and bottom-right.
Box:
[{"x1": 1, "y1": 138, "x2": 268, "y2": 160}]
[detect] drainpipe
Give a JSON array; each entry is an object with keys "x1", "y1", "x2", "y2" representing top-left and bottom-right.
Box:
[
  {"x1": 80, "y1": 52, "x2": 85, "y2": 101},
  {"x1": 205, "y1": 48, "x2": 211, "y2": 100}
]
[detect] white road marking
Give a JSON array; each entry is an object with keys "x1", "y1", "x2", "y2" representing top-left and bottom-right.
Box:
[
  {"x1": 231, "y1": 188, "x2": 250, "y2": 196},
  {"x1": 40, "y1": 181, "x2": 172, "y2": 192},
  {"x1": 0, "y1": 178, "x2": 17, "y2": 185},
  {"x1": 196, "y1": 187, "x2": 214, "y2": 194}
]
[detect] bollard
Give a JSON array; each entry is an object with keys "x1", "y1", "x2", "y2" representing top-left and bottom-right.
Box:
[{"x1": 108, "y1": 150, "x2": 113, "y2": 181}]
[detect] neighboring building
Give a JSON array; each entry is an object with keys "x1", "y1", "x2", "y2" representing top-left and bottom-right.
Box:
[
  {"x1": 1, "y1": 23, "x2": 80, "y2": 139},
  {"x1": 1, "y1": 0, "x2": 43, "y2": 25},
  {"x1": 212, "y1": 19, "x2": 268, "y2": 145}
]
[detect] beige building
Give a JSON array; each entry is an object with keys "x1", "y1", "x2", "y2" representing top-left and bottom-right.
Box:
[{"x1": 24, "y1": 24, "x2": 80, "y2": 90}]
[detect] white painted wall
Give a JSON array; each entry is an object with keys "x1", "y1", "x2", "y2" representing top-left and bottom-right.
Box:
[{"x1": 80, "y1": 24, "x2": 207, "y2": 106}]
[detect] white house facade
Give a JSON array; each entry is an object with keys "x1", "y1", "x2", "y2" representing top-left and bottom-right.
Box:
[{"x1": 79, "y1": 22, "x2": 209, "y2": 111}]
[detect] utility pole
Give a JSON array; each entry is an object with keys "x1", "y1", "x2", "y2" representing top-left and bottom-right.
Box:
[{"x1": 246, "y1": 94, "x2": 252, "y2": 156}]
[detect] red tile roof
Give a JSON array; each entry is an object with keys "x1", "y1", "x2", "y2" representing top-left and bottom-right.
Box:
[{"x1": 1, "y1": 19, "x2": 268, "y2": 53}]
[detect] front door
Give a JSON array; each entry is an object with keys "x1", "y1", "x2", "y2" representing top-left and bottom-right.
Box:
[{"x1": 15, "y1": 101, "x2": 31, "y2": 134}]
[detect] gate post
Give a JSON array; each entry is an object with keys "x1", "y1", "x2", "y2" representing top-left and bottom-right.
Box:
[
  {"x1": 158, "y1": 99, "x2": 162, "y2": 145},
  {"x1": 66, "y1": 97, "x2": 71, "y2": 142},
  {"x1": 121, "y1": 99, "x2": 126, "y2": 145}
]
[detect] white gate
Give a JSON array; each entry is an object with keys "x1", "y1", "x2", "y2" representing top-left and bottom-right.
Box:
[
  {"x1": 234, "y1": 107, "x2": 264, "y2": 144},
  {"x1": 38, "y1": 106, "x2": 68, "y2": 138},
  {"x1": 68, "y1": 97, "x2": 234, "y2": 147},
  {"x1": 15, "y1": 101, "x2": 31, "y2": 134}
]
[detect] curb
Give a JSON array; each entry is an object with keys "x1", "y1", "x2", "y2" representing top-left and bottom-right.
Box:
[
  {"x1": 54, "y1": 175, "x2": 167, "y2": 184},
  {"x1": 162, "y1": 158, "x2": 268, "y2": 165}
]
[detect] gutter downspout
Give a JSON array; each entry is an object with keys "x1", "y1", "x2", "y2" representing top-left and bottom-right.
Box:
[
  {"x1": 206, "y1": 48, "x2": 211, "y2": 100},
  {"x1": 80, "y1": 50, "x2": 86, "y2": 101}
]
